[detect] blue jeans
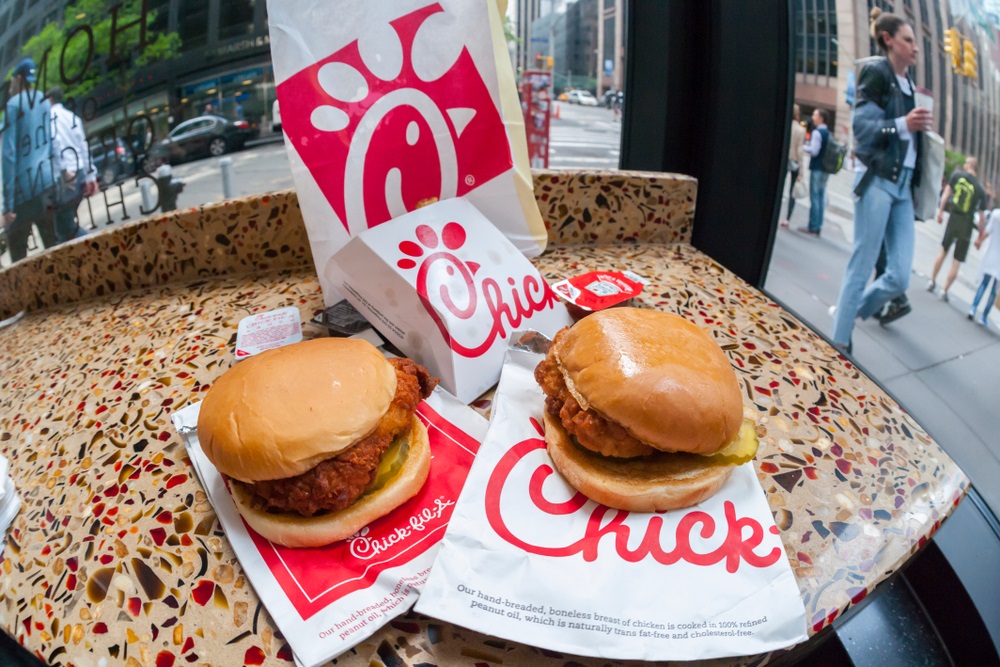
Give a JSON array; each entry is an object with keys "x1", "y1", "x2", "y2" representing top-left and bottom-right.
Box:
[
  {"x1": 971, "y1": 275, "x2": 998, "y2": 320},
  {"x1": 54, "y1": 205, "x2": 88, "y2": 244},
  {"x1": 809, "y1": 169, "x2": 830, "y2": 233},
  {"x1": 832, "y1": 168, "x2": 914, "y2": 346}
]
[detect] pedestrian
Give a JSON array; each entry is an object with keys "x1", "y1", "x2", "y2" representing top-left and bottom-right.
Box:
[
  {"x1": 967, "y1": 207, "x2": 1000, "y2": 326},
  {"x1": 780, "y1": 104, "x2": 805, "y2": 228},
  {"x1": 926, "y1": 156, "x2": 988, "y2": 302},
  {"x1": 830, "y1": 9, "x2": 931, "y2": 354},
  {"x1": 1, "y1": 58, "x2": 59, "y2": 263},
  {"x1": 799, "y1": 108, "x2": 832, "y2": 236},
  {"x1": 872, "y1": 239, "x2": 913, "y2": 324},
  {"x1": 47, "y1": 86, "x2": 97, "y2": 243}
]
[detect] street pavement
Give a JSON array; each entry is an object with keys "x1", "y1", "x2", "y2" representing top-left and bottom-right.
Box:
[
  {"x1": 548, "y1": 102, "x2": 621, "y2": 170},
  {"x1": 767, "y1": 165, "x2": 1000, "y2": 518},
  {"x1": 1, "y1": 138, "x2": 292, "y2": 267}
]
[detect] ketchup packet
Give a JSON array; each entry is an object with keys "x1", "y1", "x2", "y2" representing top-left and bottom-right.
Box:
[
  {"x1": 416, "y1": 332, "x2": 808, "y2": 661},
  {"x1": 172, "y1": 387, "x2": 488, "y2": 667},
  {"x1": 552, "y1": 271, "x2": 647, "y2": 319},
  {"x1": 235, "y1": 307, "x2": 304, "y2": 359}
]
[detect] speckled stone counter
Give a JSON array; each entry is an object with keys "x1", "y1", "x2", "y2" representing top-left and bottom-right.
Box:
[{"x1": 0, "y1": 170, "x2": 968, "y2": 666}]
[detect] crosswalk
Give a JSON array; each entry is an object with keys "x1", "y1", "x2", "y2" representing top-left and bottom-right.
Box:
[{"x1": 548, "y1": 107, "x2": 622, "y2": 170}]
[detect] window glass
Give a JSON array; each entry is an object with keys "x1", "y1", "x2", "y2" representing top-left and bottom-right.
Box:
[
  {"x1": 219, "y1": 0, "x2": 255, "y2": 41},
  {"x1": 177, "y1": 0, "x2": 208, "y2": 49},
  {"x1": 148, "y1": 0, "x2": 170, "y2": 35}
]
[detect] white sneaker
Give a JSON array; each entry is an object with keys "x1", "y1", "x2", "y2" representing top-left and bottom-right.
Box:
[
  {"x1": 940, "y1": 291, "x2": 950, "y2": 303},
  {"x1": 828, "y1": 305, "x2": 837, "y2": 317},
  {"x1": 926, "y1": 279, "x2": 936, "y2": 292}
]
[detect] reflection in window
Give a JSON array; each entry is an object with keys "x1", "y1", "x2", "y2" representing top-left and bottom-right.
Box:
[
  {"x1": 939, "y1": 53, "x2": 947, "y2": 135},
  {"x1": 923, "y1": 37, "x2": 931, "y2": 87},
  {"x1": 795, "y1": 0, "x2": 838, "y2": 79},
  {"x1": 220, "y1": 0, "x2": 256, "y2": 41},
  {"x1": 178, "y1": 0, "x2": 209, "y2": 49},
  {"x1": 148, "y1": 0, "x2": 170, "y2": 35}
]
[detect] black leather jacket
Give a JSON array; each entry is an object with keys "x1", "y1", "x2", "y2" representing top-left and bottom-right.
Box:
[{"x1": 853, "y1": 56, "x2": 923, "y2": 195}]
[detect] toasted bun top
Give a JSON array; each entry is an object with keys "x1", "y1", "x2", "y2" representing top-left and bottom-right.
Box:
[
  {"x1": 553, "y1": 308, "x2": 742, "y2": 455},
  {"x1": 198, "y1": 338, "x2": 397, "y2": 482}
]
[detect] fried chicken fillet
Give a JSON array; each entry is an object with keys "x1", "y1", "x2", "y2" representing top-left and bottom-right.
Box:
[{"x1": 534, "y1": 334, "x2": 655, "y2": 459}]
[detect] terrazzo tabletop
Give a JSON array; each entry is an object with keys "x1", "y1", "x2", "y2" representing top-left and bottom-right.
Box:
[{"x1": 0, "y1": 171, "x2": 969, "y2": 666}]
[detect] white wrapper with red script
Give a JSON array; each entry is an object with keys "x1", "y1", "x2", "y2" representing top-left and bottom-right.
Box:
[
  {"x1": 416, "y1": 334, "x2": 808, "y2": 660},
  {"x1": 327, "y1": 199, "x2": 572, "y2": 403},
  {"x1": 171, "y1": 388, "x2": 487, "y2": 667},
  {"x1": 268, "y1": 0, "x2": 546, "y2": 306}
]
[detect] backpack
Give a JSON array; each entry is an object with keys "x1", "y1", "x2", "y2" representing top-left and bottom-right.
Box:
[
  {"x1": 818, "y1": 127, "x2": 847, "y2": 174},
  {"x1": 948, "y1": 174, "x2": 978, "y2": 215}
]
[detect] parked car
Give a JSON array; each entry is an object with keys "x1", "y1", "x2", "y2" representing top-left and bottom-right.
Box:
[
  {"x1": 89, "y1": 136, "x2": 137, "y2": 186},
  {"x1": 153, "y1": 114, "x2": 257, "y2": 165},
  {"x1": 567, "y1": 90, "x2": 598, "y2": 106}
]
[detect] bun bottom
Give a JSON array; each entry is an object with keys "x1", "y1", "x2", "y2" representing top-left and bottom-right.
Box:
[
  {"x1": 544, "y1": 412, "x2": 734, "y2": 512},
  {"x1": 229, "y1": 416, "x2": 431, "y2": 548}
]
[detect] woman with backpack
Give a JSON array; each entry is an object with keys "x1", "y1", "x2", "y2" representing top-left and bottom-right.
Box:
[{"x1": 829, "y1": 8, "x2": 932, "y2": 354}]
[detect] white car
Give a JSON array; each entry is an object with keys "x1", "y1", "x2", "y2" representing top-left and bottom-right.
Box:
[{"x1": 567, "y1": 90, "x2": 598, "y2": 106}]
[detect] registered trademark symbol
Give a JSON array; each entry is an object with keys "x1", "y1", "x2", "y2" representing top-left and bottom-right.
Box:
[{"x1": 465, "y1": 175, "x2": 476, "y2": 187}]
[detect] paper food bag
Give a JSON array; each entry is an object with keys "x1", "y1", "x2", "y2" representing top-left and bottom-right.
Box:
[
  {"x1": 416, "y1": 333, "x2": 808, "y2": 661},
  {"x1": 327, "y1": 199, "x2": 572, "y2": 403},
  {"x1": 171, "y1": 388, "x2": 488, "y2": 667},
  {"x1": 268, "y1": 0, "x2": 546, "y2": 306},
  {"x1": 914, "y1": 131, "x2": 945, "y2": 222}
]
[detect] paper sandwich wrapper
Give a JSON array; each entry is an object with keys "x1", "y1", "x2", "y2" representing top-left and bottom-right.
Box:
[{"x1": 416, "y1": 334, "x2": 809, "y2": 661}]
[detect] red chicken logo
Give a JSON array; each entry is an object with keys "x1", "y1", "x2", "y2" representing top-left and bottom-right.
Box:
[{"x1": 277, "y1": 3, "x2": 513, "y2": 235}]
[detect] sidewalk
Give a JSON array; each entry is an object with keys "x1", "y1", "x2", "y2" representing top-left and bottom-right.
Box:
[{"x1": 766, "y1": 167, "x2": 1000, "y2": 518}]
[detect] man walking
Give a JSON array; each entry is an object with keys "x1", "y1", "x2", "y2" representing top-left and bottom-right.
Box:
[
  {"x1": 2, "y1": 58, "x2": 59, "y2": 263},
  {"x1": 800, "y1": 108, "x2": 831, "y2": 237},
  {"x1": 47, "y1": 87, "x2": 97, "y2": 243},
  {"x1": 927, "y1": 157, "x2": 988, "y2": 302}
]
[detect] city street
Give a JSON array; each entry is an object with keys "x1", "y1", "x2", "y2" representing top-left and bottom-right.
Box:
[
  {"x1": 768, "y1": 165, "x2": 1000, "y2": 517},
  {"x1": 548, "y1": 101, "x2": 621, "y2": 170}
]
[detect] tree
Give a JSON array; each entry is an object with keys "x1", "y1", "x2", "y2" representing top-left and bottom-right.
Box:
[
  {"x1": 504, "y1": 14, "x2": 521, "y2": 48},
  {"x1": 20, "y1": 0, "x2": 181, "y2": 101}
]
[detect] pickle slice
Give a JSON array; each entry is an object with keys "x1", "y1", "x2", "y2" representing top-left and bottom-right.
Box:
[
  {"x1": 700, "y1": 419, "x2": 759, "y2": 466},
  {"x1": 365, "y1": 434, "x2": 410, "y2": 496}
]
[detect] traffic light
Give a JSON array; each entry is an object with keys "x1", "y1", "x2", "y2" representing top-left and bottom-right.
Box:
[
  {"x1": 963, "y1": 38, "x2": 978, "y2": 79},
  {"x1": 944, "y1": 28, "x2": 962, "y2": 71}
]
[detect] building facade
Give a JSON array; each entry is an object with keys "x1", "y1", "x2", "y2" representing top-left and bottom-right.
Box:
[
  {"x1": 529, "y1": 0, "x2": 598, "y2": 91},
  {"x1": 795, "y1": 0, "x2": 1000, "y2": 193},
  {"x1": 0, "y1": 0, "x2": 273, "y2": 144}
]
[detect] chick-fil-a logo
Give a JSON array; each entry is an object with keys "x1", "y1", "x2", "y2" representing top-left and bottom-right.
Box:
[
  {"x1": 483, "y1": 418, "x2": 783, "y2": 573},
  {"x1": 396, "y1": 222, "x2": 560, "y2": 357},
  {"x1": 277, "y1": 3, "x2": 512, "y2": 235}
]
